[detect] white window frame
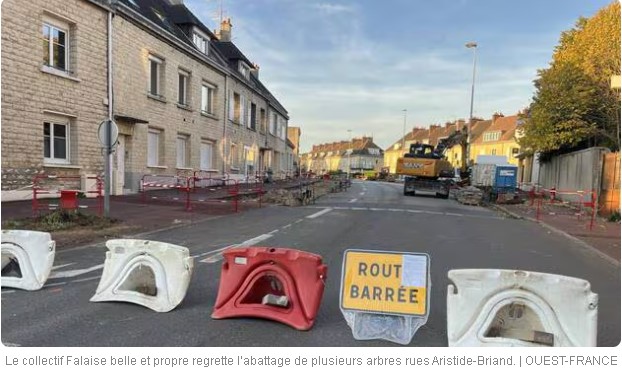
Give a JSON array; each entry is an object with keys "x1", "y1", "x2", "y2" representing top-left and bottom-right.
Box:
[
  {"x1": 238, "y1": 61, "x2": 250, "y2": 79},
  {"x1": 147, "y1": 129, "x2": 161, "y2": 167},
  {"x1": 42, "y1": 21, "x2": 69, "y2": 71},
  {"x1": 200, "y1": 140, "x2": 214, "y2": 171},
  {"x1": 43, "y1": 121, "x2": 70, "y2": 164},
  {"x1": 192, "y1": 32, "x2": 208, "y2": 54},
  {"x1": 178, "y1": 70, "x2": 189, "y2": 106},
  {"x1": 201, "y1": 82, "x2": 215, "y2": 114},
  {"x1": 176, "y1": 134, "x2": 190, "y2": 168},
  {"x1": 148, "y1": 55, "x2": 163, "y2": 96},
  {"x1": 230, "y1": 142, "x2": 238, "y2": 169}
]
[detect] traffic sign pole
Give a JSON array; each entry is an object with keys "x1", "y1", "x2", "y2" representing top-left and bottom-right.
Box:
[{"x1": 104, "y1": 119, "x2": 111, "y2": 217}]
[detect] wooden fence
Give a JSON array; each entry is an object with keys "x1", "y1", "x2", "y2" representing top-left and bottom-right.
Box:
[{"x1": 599, "y1": 152, "x2": 621, "y2": 216}]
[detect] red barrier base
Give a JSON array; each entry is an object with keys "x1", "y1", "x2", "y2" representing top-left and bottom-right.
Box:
[{"x1": 211, "y1": 247, "x2": 327, "y2": 331}]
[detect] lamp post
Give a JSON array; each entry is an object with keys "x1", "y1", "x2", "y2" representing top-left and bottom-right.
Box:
[
  {"x1": 465, "y1": 42, "x2": 477, "y2": 167},
  {"x1": 402, "y1": 109, "x2": 407, "y2": 155},
  {"x1": 347, "y1": 129, "x2": 352, "y2": 178}
]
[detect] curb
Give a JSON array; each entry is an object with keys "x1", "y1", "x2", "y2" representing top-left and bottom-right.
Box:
[{"x1": 491, "y1": 204, "x2": 620, "y2": 267}]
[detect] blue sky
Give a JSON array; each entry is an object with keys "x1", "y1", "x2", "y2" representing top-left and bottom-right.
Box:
[{"x1": 185, "y1": 0, "x2": 613, "y2": 152}]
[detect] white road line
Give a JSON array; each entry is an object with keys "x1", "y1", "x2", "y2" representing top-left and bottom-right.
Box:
[
  {"x1": 3, "y1": 342, "x2": 20, "y2": 347},
  {"x1": 200, "y1": 234, "x2": 275, "y2": 263},
  {"x1": 348, "y1": 198, "x2": 358, "y2": 203},
  {"x1": 306, "y1": 208, "x2": 333, "y2": 219},
  {"x1": 282, "y1": 224, "x2": 293, "y2": 229},
  {"x1": 1, "y1": 290, "x2": 16, "y2": 294},
  {"x1": 43, "y1": 282, "x2": 67, "y2": 288},
  {"x1": 445, "y1": 212, "x2": 464, "y2": 217},
  {"x1": 350, "y1": 207, "x2": 367, "y2": 211},
  {"x1": 52, "y1": 263, "x2": 76, "y2": 271},
  {"x1": 294, "y1": 219, "x2": 304, "y2": 223},
  {"x1": 359, "y1": 192, "x2": 365, "y2": 196},
  {"x1": 71, "y1": 275, "x2": 102, "y2": 283},
  {"x1": 268, "y1": 229, "x2": 280, "y2": 234},
  {"x1": 49, "y1": 264, "x2": 104, "y2": 279}
]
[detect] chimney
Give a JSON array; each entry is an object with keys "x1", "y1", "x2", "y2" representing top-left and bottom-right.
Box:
[
  {"x1": 250, "y1": 63, "x2": 260, "y2": 79},
  {"x1": 492, "y1": 112, "x2": 504, "y2": 123},
  {"x1": 219, "y1": 18, "x2": 232, "y2": 42}
]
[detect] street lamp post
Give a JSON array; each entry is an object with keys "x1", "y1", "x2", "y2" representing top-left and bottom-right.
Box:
[
  {"x1": 465, "y1": 42, "x2": 477, "y2": 167},
  {"x1": 347, "y1": 129, "x2": 352, "y2": 178},
  {"x1": 402, "y1": 109, "x2": 408, "y2": 154}
]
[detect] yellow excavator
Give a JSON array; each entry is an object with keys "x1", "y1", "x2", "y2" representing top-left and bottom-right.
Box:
[{"x1": 396, "y1": 128, "x2": 467, "y2": 198}]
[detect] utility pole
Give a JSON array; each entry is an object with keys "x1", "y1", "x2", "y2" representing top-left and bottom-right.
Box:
[
  {"x1": 465, "y1": 42, "x2": 478, "y2": 167},
  {"x1": 402, "y1": 109, "x2": 407, "y2": 155},
  {"x1": 347, "y1": 129, "x2": 352, "y2": 178}
]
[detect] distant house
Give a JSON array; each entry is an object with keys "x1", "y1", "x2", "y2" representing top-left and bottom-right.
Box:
[
  {"x1": 301, "y1": 137, "x2": 383, "y2": 174},
  {"x1": 470, "y1": 113, "x2": 521, "y2": 165}
]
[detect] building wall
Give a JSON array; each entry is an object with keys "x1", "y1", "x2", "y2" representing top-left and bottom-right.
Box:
[
  {"x1": 1, "y1": 0, "x2": 108, "y2": 199},
  {"x1": 471, "y1": 140, "x2": 520, "y2": 165},
  {"x1": 112, "y1": 13, "x2": 227, "y2": 192}
]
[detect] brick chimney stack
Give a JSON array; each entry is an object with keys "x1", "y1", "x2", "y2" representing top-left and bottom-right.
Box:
[{"x1": 218, "y1": 18, "x2": 232, "y2": 42}]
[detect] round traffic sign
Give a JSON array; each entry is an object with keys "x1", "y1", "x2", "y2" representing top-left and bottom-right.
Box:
[{"x1": 98, "y1": 119, "x2": 119, "y2": 147}]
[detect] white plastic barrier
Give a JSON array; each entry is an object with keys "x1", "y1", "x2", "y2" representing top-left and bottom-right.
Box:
[
  {"x1": 90, "y1": 239, "x2": 194, "y2": 312},
  {"x1": 447, "y1": 269, "x2": 598, "y2": 347},
  {"x1": 1, "y1": 230, "x2": 56, "y2": 290}
]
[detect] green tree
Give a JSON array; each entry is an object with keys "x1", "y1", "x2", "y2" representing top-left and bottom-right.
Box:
[{"x1": 520, "y1": 2, "x2": 621, "y2": 159}]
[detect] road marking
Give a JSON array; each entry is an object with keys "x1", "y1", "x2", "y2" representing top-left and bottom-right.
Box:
[
  {"x1": 302, "y1": 206, "x2": 500, "y2": 219},
  {"x1": 282, "y1": 224, "x2": 292, "y2": 229},
  {"x1": 49, "y1": 264, "x2": 104, "y2": 279},
  {"x1": 1, "y1": 290, "x2": 16, "y2": 294},
  {"x1": 294, "y1": 219, "x2": 304, "y2": 224},
  {"x1": 348, "y1": 198, "x2": 358, "y2": 203},
  {"x1": 3, "y1": 342, "x2": 20, "y2": 347},
  {"x1": 71, "y1": 275, "x2": 102, "y2": 283},
  {"x1": 306, "y1": 208, "x2": 333, "y2": 219},
  {"x1": 200, "y1": 234, "x2": 275, "y2": 263},
  {"x1": 359, "y1": 192, "x2": 365, "y2": 196},
  {"x1": 445, "y1": 212, "x2": 464, "y2": 217},
  {"x1": 43, "y1": 282, "x2": 67, "y2": 288},
  {"x1": 52, "y1": 263, "x2": 76, "y2": 271}
]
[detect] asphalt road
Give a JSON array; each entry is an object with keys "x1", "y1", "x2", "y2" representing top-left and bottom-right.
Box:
[{"x1": 2, "y1": 181, "x2": 620, "y2": 346}]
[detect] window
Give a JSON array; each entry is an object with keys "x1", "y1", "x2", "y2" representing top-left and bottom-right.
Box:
[
  {"x1": 270, "y1": 112, "x2": 277, "y2": 135},
  {"x1": 233, "y1": 93, "x2": 241, "y2": 123},
  {"x1": 147, "y1": 129, "x2": 161, "y2": 166},
  {"x1": 238, "y1": 62, "x2": 250, "y2": 79},
  {"x1": 178, "y1": 70, "x2": 189, "y2": 106},
  {"x1": 149, "y1": 55, "x2": 163, "y2": 96},
  {"x1": 240, "y1": 95, "x2": 247, "y2": 126},
  {"x1": 491, "y1": 148, "x2": 497, "y2": 155},
  {"x1": 42, "y1": 22, "x2": 68, "y2": 70},
  {"x1": 43, "y1": 122, "x2": 69, "y2": 163},
  {"x1": 176, "y1": 134, "x2": 189, "y2": 168},
  {"x1": 250, "y1": 103, "x2": 257, "y2": 130},
  {"x1": 192, "y1": 33, "x2": 208, "y2": 54},
  {"x1": 512, "y1": 148, "x2": 520, "y2": 155},
  {"x1": 201, "y1": 83, "x2": 215, "y2": 114},
  {"x1": 260, "y1": 109, "x2": 266, "y2": 133},
  {"x1": 200, "y1": 141, "x2": 214, "y2": 170},
  {"x1": 483, "y1": 131, "x2": 501, "y2": 142},
  {"x1": 230, "y1": 142, "x2": 238, "y2": 168}
]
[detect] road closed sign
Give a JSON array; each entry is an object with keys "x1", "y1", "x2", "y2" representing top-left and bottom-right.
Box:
[{"x1": 340, "y1": 250, "x2": 429, "y2": 316}]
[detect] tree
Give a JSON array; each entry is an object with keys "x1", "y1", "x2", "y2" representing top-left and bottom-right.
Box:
[{"x1": 520, "y1": 2, "x2": 621, "y2": 160}]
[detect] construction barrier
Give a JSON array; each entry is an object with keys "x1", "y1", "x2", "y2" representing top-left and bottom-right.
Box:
[
  {"x1": 1, "y1": 230, "x2": 56, "y2": 291},
  {"x1": 90, "y1": 239, "x2": 194, "y2": 312},
  {"x1": 141, "y1": 174, "x2": 193, "y2": 211},
  {"x1": 526, "y1": 186, "x2": 598, "y2": 230},
  {"x1": 32, "y1": 174, "x2": 103, "y2": 216},
  {"x1": 447, "y1": 269, "x2": 598, "y2": 347},
  {"x1": 211, "y1": 247, "x2": 327, "y2": 330}
]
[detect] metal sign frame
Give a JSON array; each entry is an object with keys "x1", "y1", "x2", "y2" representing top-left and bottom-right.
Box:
[{"x1": 339, "y1": 249, "x2": 430, "y2": 317}]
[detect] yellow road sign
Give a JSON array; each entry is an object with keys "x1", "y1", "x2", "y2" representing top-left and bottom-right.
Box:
[{"x1": 340, "y1": 250, "x2": 429, "y2": 316}]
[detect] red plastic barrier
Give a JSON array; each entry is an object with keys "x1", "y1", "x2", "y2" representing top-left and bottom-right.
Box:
[{"x1": 211, "y1": 247, "x2": 327, "y2": 331}]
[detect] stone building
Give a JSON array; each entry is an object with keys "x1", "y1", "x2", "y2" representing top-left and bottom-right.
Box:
[
  {"x1": 1, "y1": 0, "x2": 291, "y2": 199},
  {"x1": 301, "y1": 137, "x2": 383, "y2": 175},
  {"x1": 1, "y1": 0, "x2": 111, "y2": 200}
]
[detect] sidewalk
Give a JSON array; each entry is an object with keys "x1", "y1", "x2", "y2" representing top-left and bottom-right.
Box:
[
  {"x1": 495, "y1": 202, "x2": 620, "y2": 262},
  {"x1": 1, "y1": 178, "x2": 319, "y2": 249}
]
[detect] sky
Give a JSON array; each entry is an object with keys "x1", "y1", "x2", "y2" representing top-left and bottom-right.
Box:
[{"x1": 184, "y1": 0, "x2": 613, "y2": 152}]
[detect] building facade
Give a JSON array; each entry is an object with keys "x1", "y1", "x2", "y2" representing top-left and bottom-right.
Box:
[
  {"x1": 1, "y1": 0, "x2": 111, "y2": 200},
  {"x1": 301, "y1": 137, "x2": 383, "y2": 174},
  {"x1": 1, "y1": 0, "x2": 291, "y2": 199}
]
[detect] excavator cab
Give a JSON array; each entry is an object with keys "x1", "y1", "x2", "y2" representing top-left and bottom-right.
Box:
[{"x1": 405, "y1": 143, "x2": 441, "y2": 159}]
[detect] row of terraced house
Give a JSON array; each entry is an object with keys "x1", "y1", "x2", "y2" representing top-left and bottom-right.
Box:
[
  {"x1": 383, "y1": 113, "x2": 522, "y2": 174},
  {"x1": 1, "y1": 0, "x2": 295, "y2": 200}
]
